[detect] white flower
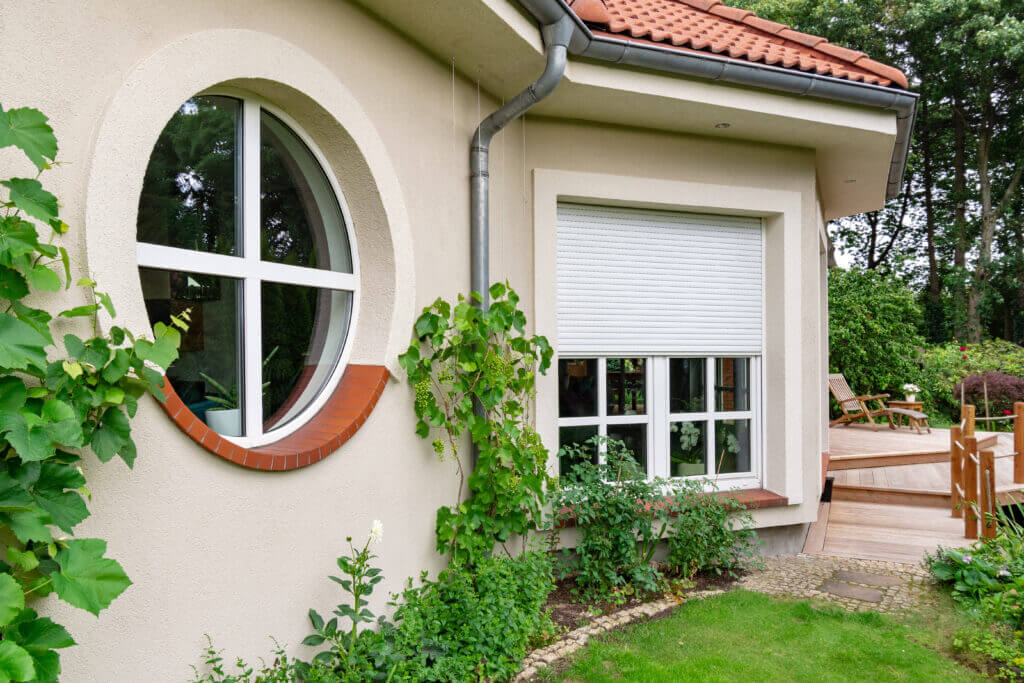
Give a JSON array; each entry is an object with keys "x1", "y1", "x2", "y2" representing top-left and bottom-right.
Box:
[
  {"x1": 962, "y1": 553, "x2": 973, "y2": 564},
  {"x1": 369, "y1": 520, "x2": 384, "y2": 544},
  {"x1": 902, "y1": 383, "x2": 921, "y2": 393}
]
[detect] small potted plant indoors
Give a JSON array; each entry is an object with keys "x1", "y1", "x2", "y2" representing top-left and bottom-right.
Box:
[
  {"x1": 199, "y1": 347, "x2": 279, "y2": 437},
  {"x1": 902, "y1": 383, "x2": 921, "y2": 402},
  {"x1": 670, "y1": 421, "x2": 705, "y2": 477}
]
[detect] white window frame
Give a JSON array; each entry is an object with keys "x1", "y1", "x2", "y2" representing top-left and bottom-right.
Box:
[
  {"x1": 556, "y1": 358, "x2": 654, "y2": 474},
  {"x1": 135, "y1": 90, "x2": 361, "y2": 448},
  {"x1": 557, "y1": 355, "x2": 763, "y2": 490}
]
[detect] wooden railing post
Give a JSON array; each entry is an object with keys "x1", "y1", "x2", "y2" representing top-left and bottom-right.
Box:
[
  {"x1": 980, "y1": 448, "x2": 997, "y2": 539},
  {"x1": 964, "y1": 435, "x2": 979, "y2": 540},
  {"x1": 962, "y1": 404, "x2": 976, "y2": 437},
  {"x1": 1015, "y1": 401, "x2": 1024, "y2": 484},
  {"x1": 951, "y1": 424, "x2": 963, "y2": 518}
]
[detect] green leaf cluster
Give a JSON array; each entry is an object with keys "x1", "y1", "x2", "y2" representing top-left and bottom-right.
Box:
[
  {"x1": 553, "y1": 438, "x2": 760, "y2": 605},
  {"x1": 398, "y1": 283, "x2": 554, "y2": 567},
  {"x1": 828, "y1": 268, "x2": 925, "y2": 402},
  {"x1": 0, "y1": 105, "x2": 183, "y2": 681}
]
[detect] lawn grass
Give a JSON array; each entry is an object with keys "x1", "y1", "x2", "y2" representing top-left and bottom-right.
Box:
[{"x1": 547, "y1": 590, "x2": 985, "y2": 682}]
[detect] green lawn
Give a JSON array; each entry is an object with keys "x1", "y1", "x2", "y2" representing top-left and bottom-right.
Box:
[{"x1": 548, "y1": 591, "x2": 984, "y2": 682}]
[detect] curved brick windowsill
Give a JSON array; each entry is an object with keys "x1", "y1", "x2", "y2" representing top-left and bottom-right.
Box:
[{"x1": 159, "y1": 364, "x2": 390, "y2": 471}]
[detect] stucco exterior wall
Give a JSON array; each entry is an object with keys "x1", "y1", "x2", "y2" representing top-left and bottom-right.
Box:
[{"x1": 0, "y1": 0, "x2": 833, "y2": 678}]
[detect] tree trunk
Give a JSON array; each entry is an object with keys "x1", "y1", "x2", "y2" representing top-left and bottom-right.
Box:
[
  {"x1": 952, "y1": 100, "x2": 969, "y2": 340},
  {"x1": 922, "y1": 100, "x2": 944, "y2": 341}
]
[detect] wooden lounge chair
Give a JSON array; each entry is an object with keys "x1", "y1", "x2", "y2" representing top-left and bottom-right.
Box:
[{"x1": 827, "y1": 373, "x2": 894, "y2": 431}]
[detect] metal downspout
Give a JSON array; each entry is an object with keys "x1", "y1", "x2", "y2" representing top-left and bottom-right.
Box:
[{"x1": 470, "y1": 15, "x2": 573, "y2": 310}]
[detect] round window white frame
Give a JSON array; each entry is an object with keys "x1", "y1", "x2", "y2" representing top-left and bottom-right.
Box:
[{"x1": 135, "y1": 88, "x2": 361, "y2": 448}]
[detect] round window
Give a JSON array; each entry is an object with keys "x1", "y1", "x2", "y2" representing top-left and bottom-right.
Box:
[{"x1": 136, "y1": 93, "x2": 358, "y2": 446}]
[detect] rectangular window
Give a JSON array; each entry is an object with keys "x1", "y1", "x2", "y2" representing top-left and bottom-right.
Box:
[{"x1": 558, "y1": 356, "x2": 760, "y2": 483}]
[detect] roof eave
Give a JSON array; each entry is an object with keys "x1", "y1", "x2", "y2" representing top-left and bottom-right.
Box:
[{"x1": 518, "y1": 0, "x2": 918, "y2": 201}]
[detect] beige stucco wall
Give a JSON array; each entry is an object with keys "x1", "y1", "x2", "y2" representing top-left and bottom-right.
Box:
[{"x1": 0, "y1": 0, "x2": 843, "y2": 678}]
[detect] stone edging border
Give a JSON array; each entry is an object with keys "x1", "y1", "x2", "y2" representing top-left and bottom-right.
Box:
[{"x1": 514, "y1": 589, "x2": 726, "y2": 681}]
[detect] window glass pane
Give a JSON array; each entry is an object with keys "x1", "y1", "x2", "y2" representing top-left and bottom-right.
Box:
[
  {"x1": 558, "y1": 358, "x2": 597, "y2": 418},
  {"x1": 137, "y1": 96, "x2": 240, "y2": 255},
  {"x1": 670, "y1": 420, "x2": 707, "y2": 478},
  {"x1": 606, "y1": 358, "x2": 646, "y2": 416},
  {"x1": 714, "y1": 419, "x2": 751, "y2": 474},
  {"x1": 558, "y1": 425, "x2": 598, "y2": 478},
  {"x1": 715, "y1": 358, "x2": 750, "y2": 412},
  {"x1": 607, "y1": 423, "x2": 647, "y2": 475},
  {"x1": 140, "y1": 268, "x2": 244, "y2": 436},
  {"x1": 260, "y1": 110, "x2": 352, "y2": 272},
  {"x1": 669, "y1": 358, "x2": 706, "y2": 413},
  {"x1": 262, "y1": 282, "x2": 352, "y2": 431}
]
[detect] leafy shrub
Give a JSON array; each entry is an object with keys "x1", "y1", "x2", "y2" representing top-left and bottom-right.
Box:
[
  {"x1": 386, "y1": 550, "x2": 556, "y2": 682},
  {"x1": 663, "y1": 485, "x2": 760, "y2": 580},
  {"x1": 552, "y1": 437, "x2": 761, "y2": 605},
  {"x1": 828, "y1": 268, "x2": 924, "y2": 401},
  {"x1": 920, "y1": 340, "x2": 1024, "y2": 422},
  {"x1": 398, "y1": 283, "x2": 553, "y2": 567},
  {"x1": 552, "y1": 439, "x2": 670, "y2": 602},
  {"x1": 0, "y1": 105, "x2": 183, "y2": 681}
]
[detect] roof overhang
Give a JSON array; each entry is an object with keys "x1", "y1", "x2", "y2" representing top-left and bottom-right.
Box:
[{"x1": 351, "y1": 0, "x2": 917, "y2": 220}]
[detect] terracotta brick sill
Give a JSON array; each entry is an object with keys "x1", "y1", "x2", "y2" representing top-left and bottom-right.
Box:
[
  {"x1": 555, "y1": 487, "x2": 788, "y2": 528},
  {"x1": 159, "y1": 364, "x2": 389, "y2": 471}
]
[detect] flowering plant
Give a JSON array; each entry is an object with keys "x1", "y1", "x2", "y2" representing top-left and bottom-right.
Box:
[{"x1": 902, "y1": 383, "x2": 921, "y2": 393}]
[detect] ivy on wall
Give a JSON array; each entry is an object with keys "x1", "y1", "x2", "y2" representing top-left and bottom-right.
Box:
[{"x1": 0, "y1": 105, "x2": 183, "y2": 681}]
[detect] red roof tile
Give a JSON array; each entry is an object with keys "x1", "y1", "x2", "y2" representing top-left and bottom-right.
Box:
[{"x1": 567, "y1": 0, "x2": 908, "y2": 89}]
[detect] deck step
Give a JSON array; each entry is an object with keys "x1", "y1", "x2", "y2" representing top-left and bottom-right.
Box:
[
  {"x1": 831, "y1": 483, "x2": 949, "y2": 508},
  {"x1": 828, "y1": 450, "x2": 948, "y2": 470}
]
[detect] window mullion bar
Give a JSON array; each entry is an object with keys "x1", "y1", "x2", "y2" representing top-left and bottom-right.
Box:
[
  {"x1": 242, "y1": 100, "x2": 263, "y2": 440},
  {"x1": 706, "y1": 357, "x2": 715, "y2": 477}
]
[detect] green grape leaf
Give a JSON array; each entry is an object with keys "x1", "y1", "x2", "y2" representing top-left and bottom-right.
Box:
[
  {"x1": 0, "y1": 179, "x2": 57, "y2": 224},
  {"x1": 32, "y1": 490, "x2": 88, "y2": 534},
  {"x1": 0, "y1": 268, "x2": 28, "y2": 301},
  {"x1": 95, "y1": 292, "x2": 115, "y2": 318},
  {"x1": 5, "y1": 547, "x2": 38, "y2": 572},
  {"x1": 0, "y1": 471, "x2": 33, "y2": 511},
  {"x1": 0, "y1": 106, "x2": 57, "y2": 171},
  {"x1": 0, "y1": 314, "x2": 49, "y2": 371},
  {"x1": 2, "y1": 508, "x2": 52, "y2": 543},
  {"x1": 0, "y1": 377, "x2": 27, "y2": 412},
  {"x1": 25, "y1": 266, "x2": 60, "y2": 293},
  {"x1": 132, "y1": 323, "x2": 180, "y2": 370},
  {"x1": 0, "y1": 218, "x2": 40, "y2": 262},
  {"x1": 50, "y1": 539, "x2": 131, "y2": 616},
  {"x1": 0, "y1": 412, "x2": 54, "y2": 463},
  {"x1": 101, "y1": 349, "x2": 130, "y2": 384},
  {"x1": 0, "y1": 574, "x2": 25, "y2": 627},
  {"x1": 10, "y1": 301, "x2": 52, "y2": 346},
  {"x1": 8, "y1": 610, "x2": 74, "y2": 652},
  {"x1": 57, "y1": 304, "x2": 99, "y2": 319},
  {"x1": 57, "y1": 247, "x2": 70, "y2": 289},
  {"x1": 0, "y1": 640, "x2": 34, "y2": 683},
  {"x1": 89, "y1": 407, "x2": 131, "y2": 465}
]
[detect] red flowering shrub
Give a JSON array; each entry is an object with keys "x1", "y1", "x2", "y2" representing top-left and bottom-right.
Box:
[{"x1": 955, "y1": 372, "x2": 1024, "y2": 419}]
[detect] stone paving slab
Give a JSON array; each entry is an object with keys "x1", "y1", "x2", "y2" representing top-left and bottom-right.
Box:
[
  {"x1": 820, "y1": 580, "x2": 883, "y2": 602},
  {"x1": 834, "y1": 569, "x2": 905, "y2": 587}
]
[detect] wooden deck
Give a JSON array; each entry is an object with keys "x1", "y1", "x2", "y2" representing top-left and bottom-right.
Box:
[{"x1": 804, "y1": 425, "x2": 1019, "y2": 564}]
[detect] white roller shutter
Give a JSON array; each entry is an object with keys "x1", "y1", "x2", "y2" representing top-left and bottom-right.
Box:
[{"x1": 557, "y1": 203, "x2": 763, "y2": 356}]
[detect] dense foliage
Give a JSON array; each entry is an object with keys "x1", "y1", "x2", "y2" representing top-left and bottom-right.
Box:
[
  {"x1": 733, "y1": 0, "x2": 1024, "y2": 346},
  {"x1": 398, "y1": 283, "x2": 553, "y2": 567},
  {"x1": 919, "y1": 339, "x2": 1024, "y2": 422},
  {"x1": 828, "y1": 268, "x2": 924, "y2": 396},
  {"x1": 0, "y1": 105, "x2": 182, "y2": 680},
  {"x1": 552, "y1": 437, "x2": 760, "y2": 605},
  {"x1": 193, "y1": 528, "x2": 556, "y2": 683},
  {"x1": 929, "y1": 508, "x2": 1024, "y2": 677}
]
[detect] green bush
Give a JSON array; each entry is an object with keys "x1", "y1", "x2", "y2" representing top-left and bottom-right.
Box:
[
  {"x1": 828, "y1": 268, "x2": 924, "y2": 401},
  {"x1": 552, "y1": 438, "x2": 671, "y2": 603},
  {"x1": 552, "y1": 437, "x2": 761, "y2": 605},
  {"x1": 386, "y1": 550, "x2": 556, "y2": 682},
  {"x1": 662, "y1": 487, "x2": 760, "y2": 580},
  {"x1": 919, "y1": 340, "x2": 1024, "y2": 423}
]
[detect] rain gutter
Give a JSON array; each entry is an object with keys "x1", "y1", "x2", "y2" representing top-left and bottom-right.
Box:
[{"x1": 516, "y1": 0, "x2": 918, "y2": 201}]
